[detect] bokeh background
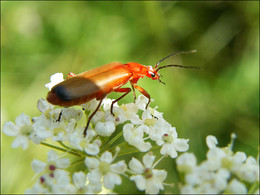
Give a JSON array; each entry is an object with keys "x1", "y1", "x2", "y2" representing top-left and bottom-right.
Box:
[{"x1": 1, "y1": 1, "x2": 259, "y2": 194}]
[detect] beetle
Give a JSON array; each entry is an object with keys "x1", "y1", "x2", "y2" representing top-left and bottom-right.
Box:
[{"x1": 47, "y1": 50, "x2": 200, "y2": 137}]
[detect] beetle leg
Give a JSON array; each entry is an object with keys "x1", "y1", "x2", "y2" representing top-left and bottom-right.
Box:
[
  {"x1": 56, "y1": 110, "x2": 63, "y2": 122},
  {"x1": 130, "y1": 82, "x2": 136, "y2": 102},
  {"x1": 111, "y1": 88, "x2": 131, "y2": 116},
  {"x1": 133, "y1": 84, "x2": 151, "y2": 109},
  {"x1": 67, "y1": 72, "x2": 76, "y2": 79},
  {"x1": 83, "y1": 98, "x2": 104, "y2": 137}
]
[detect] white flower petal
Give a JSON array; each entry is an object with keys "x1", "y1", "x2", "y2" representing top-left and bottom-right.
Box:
[
  {"x1": 31, "y1": 159, "x2": 47, "y2": 173},
  {"x1": 73, "y1": 171, "x2": 86, "y2": 189},
  {"x1": 37, "y1": 98, "x2": 53, "y2": 113},
  {"x1": 15, "y1": 113, "x2": 31, "y2": 127},
  {"x1": 84, "y1": 142, "x2": 100, "y2": 155},
  {"x1": 103, "y1": 172, "x2": 121, "y2": 189},
  {"x1": 36, "y1": 126, "x2": 52, "y2": 139},
  {"x1": 85, "y1": 157, "x2": 100, "y2": 169},
  {"x1": 47, "y1": 150, "x2": 58, "y2": 162},
  {"x1": 129, "y1": 157, "x2": 145, "y2": 174},
  {"x1": 206, "y1": 135, "x2": 218, "y2": 149},
  {"x1": 146, "y1": 177, "x2": 164, "y2": 194},
  {"x1": 130, "y1": 175, "x2": 146, "y2": 191},
  {"x1": 110, "y1": 160, "x2": 127, "y2": 174},
  {"x1": 100, "y1": 151, "x2": 113, "y2": 164},
  {"x1": 54, "y1": 169, "x2": 71, "y2": 184},
  {"x1": 87, "y1": 180, "x2": 102, "y2": 193},
  {"x1": 69, "y1": 131, "x2": 83, "y2": 150},
  {"x1": 56, "y1": 158, "x2": 70, "y2": 169},
  {"x1": 143, "y1": 152, "x2": 155, "y2": 168},
  {"x1": 226, "y1": 179, "x2": 247, "y2": 194},
  {"x1": 176, "y1": 153, "x2": 197, "y2": 173},
  {"x1": 25, "y1": 183, "x2": 49, "y2": 193},
  {"x1": 95, "y1": 121, "x2": 115, "y2": 137},
  {"x1": 174, "y1": 138, "x2": 189, "y2": 152},
  {"x1": 153, "y1": 169, "x2": 167, "y2": 182},
  {"x1": 2, "y1": 121, "x2": 19, "y2": 136},
  {"x1": 160, "y1": 143, "x2": 177, "y2": 158},
  {"x1": 138, "y1": 141, "x2": 152, "y2": 152},
  {"x1": 45, "y1": 73, "x2": 64, "y2": 91},
  {"x1": 12, "y1": 135, "x2": 29, "y2": 150},
  {"x1": 87, "y1": 169, "x2": 102, "y2": 183}
]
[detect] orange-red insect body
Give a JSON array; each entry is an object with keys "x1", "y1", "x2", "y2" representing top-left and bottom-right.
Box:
[{"x1": 47, "y1": 50, "x2": 199, "y2": 136}]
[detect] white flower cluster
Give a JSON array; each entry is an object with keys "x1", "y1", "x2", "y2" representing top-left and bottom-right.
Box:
[
  {"x1": 176, "y1": 134, "x2": 259, "y2": 194},
  {"x1": 2, "y1": 73, "x2": 190, "y2": 194}
]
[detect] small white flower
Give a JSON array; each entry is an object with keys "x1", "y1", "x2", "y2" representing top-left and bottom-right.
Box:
[
  {"x1": 206, "y1": 135, "x2": 218, "y2": 149},
  {"x1": 61, "y1": 107, "x2": 83, "y2": 122},
  {"x1": 31, "y1": 150, "x2": 70, "y2": 175},
  {"x1": 236, "y1": 156, "x2": 259, "y2": 183},
  {"x1": 129, "y1": 152, "x2": 167, "y2": 194},
  {"x1": 95, "y1": 121, "x2": 115, "y2": 137},
  {"x1": 25, "y1": 177, "x2": 49, "y2": 193},
  {"x1": 135, "y1": 95, "x2": 150, "y2": 111},
  {"x1": 176, "y1": 153, "x2": 197, "y2": 173},
  {"x1": 47, "y1": 150, "x2": 70, "y2": 168},
  {"x1": 84, "y1": 151, "x2": 127, "y2": 190},
  {"x1": 50, "y1": 169, "x2": 76, "y2": 193},
  {"x1": 149, "y1": 121, "x2": 189, "y2": 158},
  {"x1": 123, "y1": 124, "x2": 151, "y2": 152},
  {"x1": 81, "y1": 98, "x2": 100, "y2": 111},
  {"x1": 37, "y1": 98, "x2": 54, "y2": 113},
  {"x1": 28, "y1": 151, "x2": 74, "y2": 194},
  {"x1": 226, "y1": 179, "x2": 247, "y2": 194},
  {"x1": 51, "y1": 121, "x2": 76, "y2": 142},
  {"x1": 69, "y1": 128, "x2": 101, "y2": 155},
  {"x1": 32, "y1": 114, "x2": 52, "y2": 139},
  {"x1": 3, "y1": 113, "x2": 34, "y2": 150},
  {"x1": 72, "y1": 171, "x2": 102, "y2": 193},
  {"x1": 31, "y1": 159, "x2": 47, "y2": 174},
  {"x1": 116, "y1": 102, "x2": 142, "y2": 125},
  {"x1": 73, "y1": 171, "x2": 87, "y2": 190},
  {"x1": 102, "y1": 98, "x2": 115, "y2": 112},
  {"x1": 45, "y1": 73, "x2": 64, "y2": 91}
]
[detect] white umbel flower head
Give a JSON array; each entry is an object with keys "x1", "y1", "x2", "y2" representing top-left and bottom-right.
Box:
[{"x1": 177, "y1": 134, "x2": 259, "y2": 194}]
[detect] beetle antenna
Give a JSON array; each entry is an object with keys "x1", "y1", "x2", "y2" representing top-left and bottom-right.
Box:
[
  {"x1": 155, "y1": 49, "x2": 197, "y2": 68},
  {"x1": 156, "y1": 64, "x2": 202, "y2": 71},
  {"x1": 158, "y1": 79, "x2": 166, "y2": 85}
]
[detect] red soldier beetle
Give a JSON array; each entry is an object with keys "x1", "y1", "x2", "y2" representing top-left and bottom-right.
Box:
[{"x1": 46, "y1": 50, "x2": 200, "y2": 137}]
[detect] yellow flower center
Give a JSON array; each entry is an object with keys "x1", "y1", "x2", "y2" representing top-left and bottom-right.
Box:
[{"x1": 99, "y1": 161, "x2": 110, "y2": 174}]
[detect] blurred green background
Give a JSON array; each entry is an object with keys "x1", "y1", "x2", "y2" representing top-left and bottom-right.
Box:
[{"x1": 1, "y1": 1, "x2": 259, "y2": 194}]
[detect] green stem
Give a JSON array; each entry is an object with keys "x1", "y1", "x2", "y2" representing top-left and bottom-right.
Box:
[
  {"x1": 101, "y1": 131, "x2": 124, "y2": 152},
  {"x1": 118, "y1": 148, "x2": 141, "y2": 156},
  {"x1": 40, "y1": 142, "x2": 83, "y2": 158},
  {"x1": 58, "y1": 141, "x2": 78, "y2": 153},
  {"x1": 58, "y1": 141, "x2": 86, "y2": 156},
  {"x1": 118, "y1": 144, "x2": 160, "y2": 156},
  {"x1": 248, "y1": 182, "x2": 259, "y2": 194},
  {"x1": 108, "y1": 141, "x2": 128, "y2": 153},
  {"x1": 71, "y1": 158, "x2": 85, "y2": 166}
]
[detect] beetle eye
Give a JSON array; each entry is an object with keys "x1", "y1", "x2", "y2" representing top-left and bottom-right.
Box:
[{"x1": 150, "y1": 73, "x2": 155, "y2": 78}]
